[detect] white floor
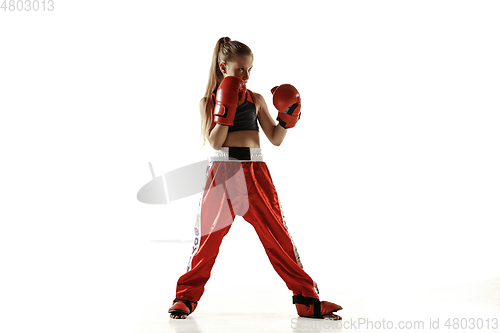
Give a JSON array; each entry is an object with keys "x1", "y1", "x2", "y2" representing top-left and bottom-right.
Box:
[
  {"x1": 141, "y1": 218, "x2": 500, "y2": 333},
  {"x1": 1, "y1": 219, "x2": 499, "y2": 333},
  {"x1": 137, "y1": 276, "x2": 500, "y2": 333}
]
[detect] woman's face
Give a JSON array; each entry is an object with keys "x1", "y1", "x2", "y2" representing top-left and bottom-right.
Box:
[{"x1": 221, "y1": 55, "x2": 253, "y2": 83}]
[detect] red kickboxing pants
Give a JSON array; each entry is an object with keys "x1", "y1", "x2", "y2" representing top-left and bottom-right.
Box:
[{"x1": 173, "y1": 147, "x2": 319, "y2": 303}]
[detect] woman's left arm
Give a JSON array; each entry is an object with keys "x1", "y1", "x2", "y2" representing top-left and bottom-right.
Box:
[{"x1": 254, "y1": 92, "x2": 287, "y2": 146}]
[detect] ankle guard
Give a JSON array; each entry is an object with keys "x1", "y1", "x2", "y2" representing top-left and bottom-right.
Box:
[
  {"x1": 293, "y1": 294, "x2": 342, "y2": 318},
  {"x1": 168, "y1": 298, "x2": 198, "y2": 315}
]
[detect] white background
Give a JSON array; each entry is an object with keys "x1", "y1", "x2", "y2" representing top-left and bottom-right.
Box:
[{"x1": 1, "y1": 1, "x2": 499, "y2": 332}]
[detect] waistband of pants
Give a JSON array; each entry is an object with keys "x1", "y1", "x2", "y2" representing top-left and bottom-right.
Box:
[{"x1": 209, "y1": 147, "x2": 264, "y2": 162}]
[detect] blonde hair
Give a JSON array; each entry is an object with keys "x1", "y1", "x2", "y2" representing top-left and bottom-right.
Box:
[{"x1": 199, "y1": 37, "x2": 253, "y2": 146}]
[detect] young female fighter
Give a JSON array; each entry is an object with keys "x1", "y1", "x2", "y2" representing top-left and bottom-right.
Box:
[{"x1": 168, "y1": 37, "x2": 343, "y2": 320}]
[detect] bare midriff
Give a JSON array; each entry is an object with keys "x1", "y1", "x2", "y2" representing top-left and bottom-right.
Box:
[{"x1": 222, "y1": 130, "x2": 260, "y2": 148}]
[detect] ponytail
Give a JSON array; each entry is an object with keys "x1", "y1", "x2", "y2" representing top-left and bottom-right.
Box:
[{"x1": 199, "y1": 37, "x2": 253, "y2": 146}]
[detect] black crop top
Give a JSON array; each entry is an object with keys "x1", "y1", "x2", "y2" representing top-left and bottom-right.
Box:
[{"x1": 212, "y1": 89, "x2": 259, "y2": 133}]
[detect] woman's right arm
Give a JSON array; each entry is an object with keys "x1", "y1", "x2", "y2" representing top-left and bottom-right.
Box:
[{"x1": 200, "y1": 97, "x2": 228, "y2": 150}]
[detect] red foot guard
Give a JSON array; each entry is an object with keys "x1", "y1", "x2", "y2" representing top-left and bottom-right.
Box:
[
  {"x1": 168, "y1": 298, "x2": 198, "y2": 317},
  {"x1": 293, "y1": 294, "x2": 342, "y2": 319}
]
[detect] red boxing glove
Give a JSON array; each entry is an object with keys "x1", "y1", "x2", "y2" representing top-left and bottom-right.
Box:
[
  {"x1": 214, "y1": 76, "x2": 247, "y2": 126},
  {"x1": 271, "y1": 84, "x2": 301, "y2": 129}
]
